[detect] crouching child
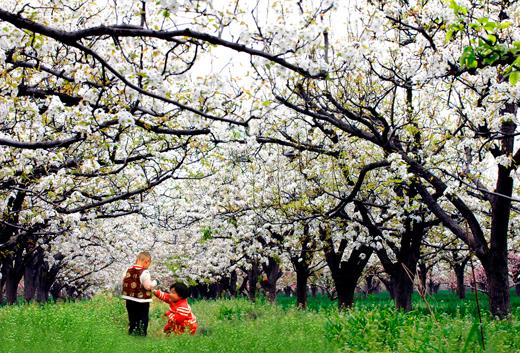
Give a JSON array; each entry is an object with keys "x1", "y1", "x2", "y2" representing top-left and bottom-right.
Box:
[{"x1": 154, "y1": 282, "x2": 198, "y2": 335}]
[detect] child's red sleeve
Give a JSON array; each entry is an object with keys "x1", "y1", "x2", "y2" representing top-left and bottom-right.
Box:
[{"x1": 154, "y1": 290, "x2": 170, "y2": 303}]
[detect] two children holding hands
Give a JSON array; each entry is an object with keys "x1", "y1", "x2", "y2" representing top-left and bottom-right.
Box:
[{"x1": 121, "y1": 251, "x2": 198, "y2": 336}]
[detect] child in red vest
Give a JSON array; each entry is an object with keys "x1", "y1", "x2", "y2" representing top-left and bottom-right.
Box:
[
  {"x1": 154, "y1": 282, "x2": 198, "y2": 335},
  {"x1": 121, "y1": 251, "x2": 157, "y2": 336}
]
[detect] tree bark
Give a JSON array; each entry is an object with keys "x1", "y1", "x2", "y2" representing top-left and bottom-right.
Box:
[
  {"x1": 290, "y1": 224, "x2": 317, "y2": 309},
  {"x1": 357, "y1": 197, "x2": 424, "y2": 311},
  {"x1": 262, "y1": 257, "x2": 282, "y2": 303},
  {"x1": 3, "y1": 247, "x2": 25, "y2": 304},
  {"x1": 418, "y1": 262, "x2": 427, "y2": 295},
  {"x1": 36, "y1": 269, "x2": 52, "y2": 303},
  {"x1": 208, "y1": 282, "x2": 218, "y2": 299},
  {"x1": 5, "y1": 261, "x2": 24, "y2": 304},
  {"x1": 5, "y1": 274, "x2": 22, "y2": 304},
  {"x1": 378, "y1": 276, "x2": 394, "y2": 299},
  {"x1": 481, "y1": 254, "x2": 510, "y2": 318},
  {"x1": 229, "y1": 270, "x2": 237, "y2": 297},
  {"x1": 335, "y1": 275, "x2": 358, "y2": 309},
  {"x1": 376, "y1": 219, "x2": 423, "y2": 311},
  {"x1": 34, "y1": 250, "x2": 61, "y2": 303},
  {"x1": 391, "y1": 264, "x2": 415, "y2": 311},
  {"x1": 320, "y1": 223, "x2": 372, "y2": 310},
  {"x1": 480, "y1": 118, "x2": 515, "y2": 317},
  {"x1": 1, "y1": 190, "x2": 26, "y2": 304},
  {"x1": 295, "y1": 269, "x2": 309, "y2": 309},
  {"x1": 247, "y1": 262, "x2": 259, "y2": 302},
  {"x1": 419, "y1": 117, "x2": 516, "y2": 318},
  {"x1": 311, "y1": 284, "x2": 318, "y2": 297},
  {"x1": 0, "y1": 264, "x2": 7, "y2": 303},
  {"x1": 238, "y1": 275, "x2": 248, "y2": 297},
  {"x1": 454, "y1": 262, "x2": 466, "y2": 299},
  {"x1": 365, "y1": 275, "x2": 380, "y2": 294},
  {"x1": 428, "y1": 280, "x2": 440, "y2": 294},
  {"x1": 24, "y1": 263, "x2": 38, "y2": 302}
]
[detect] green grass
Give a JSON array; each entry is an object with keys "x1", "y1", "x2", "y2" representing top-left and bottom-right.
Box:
[
  {"x1": 0, "y1": 291, "x2": 519, "y2": 353},
  {"x1": 0, "y1": 295, "x2": 336, "y2": 353}
]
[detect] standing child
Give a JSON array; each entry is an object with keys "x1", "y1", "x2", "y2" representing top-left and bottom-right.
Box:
[
  {"x1": 154, "y1": 282, "x2": 198, "y2": 335},
  {"x1": 121, "y1": 251, "x2": 157, "y2": 336}
]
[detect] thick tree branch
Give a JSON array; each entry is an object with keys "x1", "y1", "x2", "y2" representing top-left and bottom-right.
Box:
[
  {"x1": 0, "y1": 9, "x2": 325, "y2": 78},
  {"x1": 275, "y1": 95, "x2": 376, "y2": 143},
  {"x1": 0, "y1": 134, "x2": 84, "y2": 149},
  {"x1": 328, "y1": 160, "x2": 390, "y2": 218},
  {"x1": 415, "y1": 183, "x2": 488, "y2": 257}
]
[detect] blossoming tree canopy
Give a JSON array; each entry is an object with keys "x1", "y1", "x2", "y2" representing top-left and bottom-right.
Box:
[{"x1": 0, "y1": 0, "x2": 518, "y2": 318}]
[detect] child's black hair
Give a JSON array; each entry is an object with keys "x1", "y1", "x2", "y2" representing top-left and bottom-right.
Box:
[{"x1": 170, "y1": 282, "x2": 190, "y2": 299}]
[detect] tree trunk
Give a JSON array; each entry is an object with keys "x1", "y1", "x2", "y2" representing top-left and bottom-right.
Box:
[
  {"x1": 5, "y1": 276, "x2": 20, "y2": 304},
  {"x1": 0, "y1": 260, "x2": 9, "y2": 303},
  {"x1": 311, "y1": 284, "x2": 317, "y2": 297},
  {"x1": 482, "y1": 118, "x2": 514, "y2": 318},
  {"x1": 229, "y1": 270, "x2": 237, "y2": 297},
  {"x1": 24, "y1": 248, "x2": 44, "y2": 302},
  {"x1": 417, "y1": 262, "x2": 427, "y2": 295},
  {"x1": 481, "y1": 254, "x2": 510, "y2": 318},
  {"x1": 190, "y1": 285, "x2": 200, "y2": 299},
  {"x1": 295, "y1": 269, "x2": 309, "y2": 309},
  {"x1": 262, "y1": 257, "x2": 282, "y2": 304},
  {"x1": 379, "y1": 276, "x2": 394, "y2": 299},
  {"x1": 0, "y1": 190, "x2": 27, "y2": 304},
  {"x1": 376, "y1": 232, "x2": 422, "y2": 311},
  {"x1": 4, "y1": 251, "x2": 25, "y2": 304},
  {"x1": 50, "y1": 281, "x2": 63, "y2": 301},
  {"x1": 329, "y1": 251, "x2": 372, "y2": 310},
  {"x1": 5, "y1": 264, "x2": 24, "y2": 304},
  {"x1": 392, "y1": 265, "x2": 415, "y2": 311},
  {"x1": 378, "y1": 236, "x2": 421, "y2": 311},
  {"x1": 24, "y1": 265, "x2": 37, "y2": 302},
  {"x1": 208, "y1": 282, "x2": 218, "y2": 299},
  {"x1": 356, "y1": 197, "x2": 424, "y2": 311},
  {"x1": 34, "y1": 252, "x2": 59, "y2": 303},
  {"x1": 320, "y1": 222, "x2": 372, "y2": 310},
  {"x1": 428, "y1": 280, "x2": 440, "y2": 294},
  {"x1": 247, "y1": 262, "x2": 259, "y2": 302},
  {"x1": 36, "y1": 269, "x2": 52, "y2": 303},
  {"x1": 336, "y1": 278, "x2": 356, "y2": 309},
  {"x1": 291, "y1": 224, "x2": 317, "y2": 309},
  {"x1": 238, "y1": 276, "x2": 248, "y2": 297},
  {"x1": 199, "y1": 284, "x2": 209, "y2": 298},
  {"x1": 392, "y1": 218, "x2": 423, "y2": 311},
  {"x1": 365, "y1": 275, "x2": 380, "y2": 294},
  {"x1": 454, "y1": 263, "x2": 466, "y2": 299},
  {"x1": 265, "y1": 280, "x2": 277, "y2": 303}
]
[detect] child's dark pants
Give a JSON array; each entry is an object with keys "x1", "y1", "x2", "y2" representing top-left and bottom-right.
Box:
[{"x1": 125, "y1": 300, "x2": 150, "y2": 336}]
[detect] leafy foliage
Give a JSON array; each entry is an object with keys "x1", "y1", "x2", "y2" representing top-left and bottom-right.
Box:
[{"x1": 447, "y1": 1, "x2": 520, "y2": 84}]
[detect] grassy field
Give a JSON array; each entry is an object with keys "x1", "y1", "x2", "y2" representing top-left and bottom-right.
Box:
[{"x1": 0, "y1": 291, "x2": 519, "y2": 353}]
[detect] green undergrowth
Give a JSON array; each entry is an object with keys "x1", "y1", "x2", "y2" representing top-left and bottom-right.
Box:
[
  {"x1": 326, "y1": 303, "x2": 520, "y2": 353},
  {"x1": 0, "y1": 291, "x2": 518, "y2": 353}
]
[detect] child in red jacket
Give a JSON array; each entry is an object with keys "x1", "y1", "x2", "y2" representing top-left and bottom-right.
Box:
[{"x1": 154, "y1": 282, "x2": 198, "y2": 335}]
